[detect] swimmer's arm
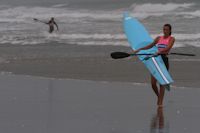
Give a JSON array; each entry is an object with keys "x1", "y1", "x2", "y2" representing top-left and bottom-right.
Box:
[
  {"x1": 45, "y1": 21, "x2": 50, "y2": 25},
  {"x1": 54, "y1": 22, "x2": 59, "y2": 31}
]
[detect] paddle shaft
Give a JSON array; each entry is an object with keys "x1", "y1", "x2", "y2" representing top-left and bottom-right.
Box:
[
  {"x1": 110, "y1": 52, "x2": 196, "y2": 59},
  {"x1": 33, "y1": 18, "x2": 47, "y2": 24},
  {"x1": 129, "y1": 53, "x2": 195, "y2": 56}
]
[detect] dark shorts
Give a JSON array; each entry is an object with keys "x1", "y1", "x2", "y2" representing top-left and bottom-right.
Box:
[
  {"x1": 161, "y1": 55, "x2": 169, "y2": 70},
  {"x1": 49, "y1": 26, "x2": 54, "y2": 33}
]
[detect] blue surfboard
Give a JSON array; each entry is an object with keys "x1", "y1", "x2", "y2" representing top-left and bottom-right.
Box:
[{"x1": 123, "y1": 12, "x2": 173, "y2": 85}]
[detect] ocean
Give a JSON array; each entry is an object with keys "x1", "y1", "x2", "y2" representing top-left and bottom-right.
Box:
[{"x1": 0, "y1": 0, "x2": 200, "y2": 47}]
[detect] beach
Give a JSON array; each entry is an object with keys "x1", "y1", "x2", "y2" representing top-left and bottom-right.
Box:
[
  {"x1": 0, "y1": 44, "x2": 199, "y2": 132},
  {"x1": 0, "y1": 73, "x2": 199, "y2": 133},
  {"x1": 0, "y1": 0, "x2": 200, "y2": 132},
  {"x1": 0, "y1": 44, "x2": 199, "y2": 88}
]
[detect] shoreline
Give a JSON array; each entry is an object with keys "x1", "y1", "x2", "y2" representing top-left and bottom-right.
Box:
[
  {"x1": 0, "y1": 44, "x2": 199, "y2": 88},
  {"x1": 0, "y1": 56, "x2": 199, "y2": 88}
]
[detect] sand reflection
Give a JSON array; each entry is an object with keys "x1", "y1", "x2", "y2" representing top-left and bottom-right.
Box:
[{"x1": 150, "y1": 107, "x2": 169, "y2": 133}]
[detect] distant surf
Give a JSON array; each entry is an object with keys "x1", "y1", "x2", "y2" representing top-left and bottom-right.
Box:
[
  {"x1": 0, "y1": 32, "x2": 199, "y2": 48},
  {"x1": 0, "y1": 2, "x2": 199, "y2": 48}
]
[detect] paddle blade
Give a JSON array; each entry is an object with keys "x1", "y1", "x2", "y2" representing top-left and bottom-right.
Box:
[
  {"x1": 33, "y1": 18, "x2": 38, "y2": 21},
  {"x1": 110, "y1": 52, "x2": 130, "y2": 59}
]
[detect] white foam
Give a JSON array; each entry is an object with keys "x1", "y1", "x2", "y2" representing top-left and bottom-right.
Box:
[
  {"x1": 0, "y1": 34, "x2": 46, "y2": 45},
  {"x1": 130, "y1": 3, "x2": 195, "y2": 19},
  {"x1": 0, "y1": 2, "x2": 198, "y2": 25},
  {"x1": 131, "y1": 3, "x2": 194, "y2": 13},
  {"x1": 51, "y1": 4, "x2": 68, "y2": 8},
  {"x1": 0, "y1": 4, "x2": 200, "y2": 47},
  {"x1": 0, "y1": 6, "x2": 121, "y2": 23},
  {"x1": 57, "y1": 33, "x2": 125, "y2": 40},
  {"x1": 0, "y1": 32, "x2": 200, "y2": 47},
  {"x1": 73, "y1": 41, "x2": 129, "y2": 46},
  {"x1": 63, "y1": 33, "x2": 200, "y2": 47},
  {"x1": 46, "y1": 33, "x2": 200, "y2": 42},
  {"x1": 176, "y1": 10, "x2": 200, "y2": 18},
  {"x1": 173, "y1": 33, "x2": 200, "y2": 40}
]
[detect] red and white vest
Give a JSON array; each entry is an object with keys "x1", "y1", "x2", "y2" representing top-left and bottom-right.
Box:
[{"x1": 156, "y1": 36, "x2": 172, "y2": 51}]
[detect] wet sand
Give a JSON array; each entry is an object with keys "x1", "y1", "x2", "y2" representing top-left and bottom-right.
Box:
[
  {"x1": 1, "y1": 57, "x2": 200, "y2": 87},
  {"x1": 0, "y1": 74, "x2": 199, "y2": 133},
  {"x1": 0, "y1": 44, "x2": 199, "y2": 133},
  {"x1": 0, "y1": 44, "x2": 199, "y2": 88}
]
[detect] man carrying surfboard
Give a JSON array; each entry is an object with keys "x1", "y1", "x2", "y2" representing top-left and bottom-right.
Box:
[{"x1": 134, "y1": 24, "x2": 175, "y2": 107}]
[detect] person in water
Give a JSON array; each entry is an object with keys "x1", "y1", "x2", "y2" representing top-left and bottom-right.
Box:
[
  {"x1": 134, "y1": 24, "x2": 175, "y2": 107},
  {"x1": 46, "y1": 17, "x2": 59, "y2": 33}
]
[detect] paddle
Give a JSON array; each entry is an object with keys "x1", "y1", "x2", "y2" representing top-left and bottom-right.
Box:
[
  {"x1": 110, "y1": 52, "x2": 196, "y2": 59},
  {"x1": 33, "y1": 18, "x2": 47, "y2": 24}
]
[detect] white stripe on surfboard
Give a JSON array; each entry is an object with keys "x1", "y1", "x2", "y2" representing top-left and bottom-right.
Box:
[
  {"x1": 125, "y1": 17, "x2": 132, "y2": 20},
  {"x1": 152, "y1": 57, "x2": 170, "y2": 84}
]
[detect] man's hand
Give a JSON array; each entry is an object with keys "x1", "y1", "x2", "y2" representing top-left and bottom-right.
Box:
[{"x1": 133, "y1": 48, "x2": 141, "y2": 54}]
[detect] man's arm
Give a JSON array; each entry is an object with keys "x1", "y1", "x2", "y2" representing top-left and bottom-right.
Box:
[{"x1": 54, "y1": 22, "x2": 59, "y2": 31}]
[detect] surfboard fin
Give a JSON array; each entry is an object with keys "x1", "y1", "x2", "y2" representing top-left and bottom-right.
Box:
[{"x1": 163, "y1": 84, "x2": 170, "y2": 91}]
